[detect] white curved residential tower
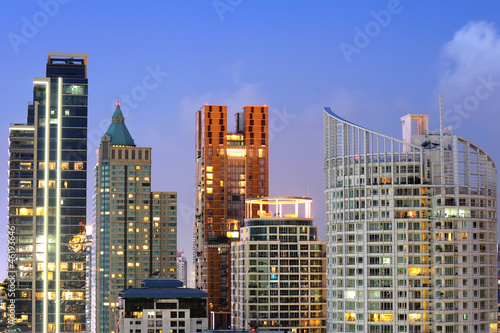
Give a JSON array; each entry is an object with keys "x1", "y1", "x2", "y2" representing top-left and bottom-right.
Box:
[{"x1": 324, "y1": 108, "x2": 497, "y2": 333}]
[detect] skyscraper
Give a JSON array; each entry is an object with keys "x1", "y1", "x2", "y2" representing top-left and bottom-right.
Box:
[
  {"x1": 8, "y1": 53, "x2": 88, "y2": 333},
  {"x1": 231, "y1": 196, "x2": 327, "y2": 332},
  {"x1": 324, "y1": 107, "x2": 498, "y2": 333},
  {"x1": 194, "y1": 105, "x2": 269, "y2": 329},
  {"x1": 177, "y1": 250, "x2": 188, "y2": 287},
  {"x1": 90, "y1": 104, "x2": 178, "y2": 333}
]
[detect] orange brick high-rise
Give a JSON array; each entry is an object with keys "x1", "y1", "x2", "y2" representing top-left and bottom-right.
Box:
[{"x1": 194, "y1": 105, "x2": 269, "y2": 329}]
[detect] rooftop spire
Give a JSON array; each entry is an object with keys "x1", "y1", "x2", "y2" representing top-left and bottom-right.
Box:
[{"x1": 105, "y1": 104, "x2": 136, "y2": 146}]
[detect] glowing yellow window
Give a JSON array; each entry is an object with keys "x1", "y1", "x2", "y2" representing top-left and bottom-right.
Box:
[
  {"x1": 206, "y1": 166, "x2": 213, "y2": 172},
  {"x1": 64, "y1": 315, "x2": 76, "y2": 322},
  {"x1": 207, "y1": 188, "x2": 213, "y2": 194},
  {"x1": 345, "y1": 313, "x2": 356, "y2": 321},
  {"x1": 207, "y1": 173, "x2": 213, "y2": 180},
  {"x1": 18, "y1": 208, "x2": 33, "y2": 216},
  {"x1": 258, "y1": 149, "x2": 263, "y2": 157},
  {"x1": 206, "y1": 180, "x2": 213, "y2": 185},
  {"x1": 49, "y1": 162, "x2": 56, "y2": 170},
  {"x1": 73, "y1": 263, "x2": 84, "y2": 271},
  {"x1": 74, "y1": 162, "x2": 84, "y2": 170},
  {"x1": 409, "y1": 313, "x2": 421, "y2": 322},
  {"x1": 380, "y1": 314, "x2": 393, "y2": 322},
  {"x1": 61, "y1": 162, "x2": 69, "y2": 170}
]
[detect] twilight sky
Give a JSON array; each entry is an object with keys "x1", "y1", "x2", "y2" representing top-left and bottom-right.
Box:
[{"x1": 1, "y1": 1, "x2": 499, "y2": 279}]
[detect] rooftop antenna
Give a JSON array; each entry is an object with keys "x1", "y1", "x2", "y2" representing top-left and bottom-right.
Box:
[{"x1": 439, "y1": 94, "x2": 445, "y2": 187}]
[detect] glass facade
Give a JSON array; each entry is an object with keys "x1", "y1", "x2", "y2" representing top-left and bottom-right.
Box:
[{"x1": 8, "y1": 53, "x2": 88, "y2": 333}]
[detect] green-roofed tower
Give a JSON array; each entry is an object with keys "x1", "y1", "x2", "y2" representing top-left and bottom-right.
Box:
[
  {"x1": 91, "y1": 103, "x2": 178, "y2": 333},
  {"x1": 105, "y1": 102, "x2": 135, "y2": 146}
]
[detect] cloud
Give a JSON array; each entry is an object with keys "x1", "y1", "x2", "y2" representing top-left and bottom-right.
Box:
[
  {"x1": 436, "y1": 21, "x2": 500, "y2": 137},
  {"x1": 438, "y1": 21, "x2": 500, "y2": 100}
]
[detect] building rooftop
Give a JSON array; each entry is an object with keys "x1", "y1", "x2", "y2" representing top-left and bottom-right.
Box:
[
  {"x1": 245, "y1": 196, "x2": 312, "y2": 219},
  {"x1": 106, "y1": 103, "x2": 136, "y2": 146},
  {"x1": 118, "y1": 279, "x2": 208, "y2": 299}
]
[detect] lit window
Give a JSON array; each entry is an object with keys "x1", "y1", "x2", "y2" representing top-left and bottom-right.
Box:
[
  {"x1": 380, "y1": 314, "x2": 393, "y2": 322},
  {"x1": 227, "y1": 148, "x2": 246, "y2": 157}
]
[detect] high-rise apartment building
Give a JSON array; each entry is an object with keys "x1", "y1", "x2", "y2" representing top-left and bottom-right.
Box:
[
  {"x1": 324, "y1": 107, "x2": 498, "y2": 333},
  {"x1": 194, "y1": 105, "x2": 269, "y2": 328},
  {"x1": 231, "y1": 196, "x2": 327, "y2": 332},
  {"x1": 90, "y1": 104, "x2": 178, "y2": 333},
  {"x1": 8, "y1": 53, "x2": 88, "y2": 333},
  {"x1": 177, "y1": 250, "x2": 188, "y2": 287}
]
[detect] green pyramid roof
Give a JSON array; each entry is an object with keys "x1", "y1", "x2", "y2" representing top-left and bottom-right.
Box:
[{"x1": 106, "y1": 103, "x2": 136, "y2": 146}]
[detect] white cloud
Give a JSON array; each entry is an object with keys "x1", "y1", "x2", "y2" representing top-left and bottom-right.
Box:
[
  {"x1": 437, "y1": 21, "x2": 500, "y2": 136},
  {"x1": 438, "y1": 21, "x2": 500, "y2": 99}
]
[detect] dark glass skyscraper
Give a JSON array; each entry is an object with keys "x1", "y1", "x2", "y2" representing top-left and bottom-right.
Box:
[{"x1": 8, "y1": 53, "x2": 88, "y2": 333}]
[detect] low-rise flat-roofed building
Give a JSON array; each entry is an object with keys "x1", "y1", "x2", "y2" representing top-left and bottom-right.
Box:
[{"x1": 115, "y1": 279, "x2": 208, "y2": 333}]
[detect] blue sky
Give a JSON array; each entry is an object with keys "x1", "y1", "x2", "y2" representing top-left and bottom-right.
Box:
[{"x1": 1, "y1": 1, "x2": 499, "y2": 279}]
